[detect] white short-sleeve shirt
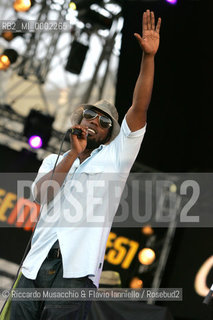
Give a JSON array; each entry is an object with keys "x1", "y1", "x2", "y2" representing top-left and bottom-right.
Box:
[{"x1": 22, "y1": 116, "x2": 146, "y2": 287}]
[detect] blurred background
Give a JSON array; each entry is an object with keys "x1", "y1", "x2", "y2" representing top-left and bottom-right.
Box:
[{"x1": 0, "y1": 0, "x2": 212, "y2": 319}]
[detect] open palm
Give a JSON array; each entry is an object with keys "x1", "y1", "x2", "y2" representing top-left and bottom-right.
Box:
[{"x1": 134, "y1": 10, "x2": 161, "y2": 56}]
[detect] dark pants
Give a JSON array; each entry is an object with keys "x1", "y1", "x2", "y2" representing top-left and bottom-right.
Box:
[{"x1": 10, "y1": 255, "x2": 96, "y2": 320}]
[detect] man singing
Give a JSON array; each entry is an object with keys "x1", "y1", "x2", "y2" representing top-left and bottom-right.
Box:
[{"x1": 10, "y1": 10, "x2": 161, "y2": 320}]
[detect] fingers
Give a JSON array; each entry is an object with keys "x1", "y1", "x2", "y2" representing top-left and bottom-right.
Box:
[
  {"x1": 147, "y1": 10, "x2": 151, "y2": 30},
  {"x1": 134, "y1": 33, "x2": 142, "y2": 42},
  {"x1": 156, "y1": 17, "x2": 161, "y2": 33},
  {"x1": 70, "y1": 125, "x2": 88, "y2": 138},
  {"x1": 142, "y1": 11, "x2": 147, "y2": 32},
  {"x1": 134, "y1": 33, "x2": 143, "y2": 49},
  {"x1": 151, "y1": 11, "x2": 155, "y2": 30},
  {"x1": 142, "y1": 9, "x2": 161, "y2": 32}
]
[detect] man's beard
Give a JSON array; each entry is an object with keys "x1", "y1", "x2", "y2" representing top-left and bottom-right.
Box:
[{"x1": 86, "y1": 135, "x2": 109, "y2": 150}]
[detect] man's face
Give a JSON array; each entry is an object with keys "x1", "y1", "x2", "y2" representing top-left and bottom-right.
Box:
[{"x1": 80, "y1": 108, "x2": 112, "y2": 149}]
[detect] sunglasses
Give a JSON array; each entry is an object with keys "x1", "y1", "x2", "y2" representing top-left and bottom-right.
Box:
[{"x1": 83, "y1": 109, "x2": 112, "y2": 129}]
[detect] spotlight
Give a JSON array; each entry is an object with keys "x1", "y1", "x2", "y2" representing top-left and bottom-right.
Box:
[
  {"x1": 23, "y1": 110, "x2": 54, "y2": 149},
  {"x1": 0, "y1": 49, "x2": 18, "y2": 70},
  {"x1": 129, "y1": 277, "x2": 143, "y2": 289},
  {"x1": 3, "y1": 49, "x2": 18, "y2": 64},
  {"x1": 138, "y1": 248, "x2": 156, "y2": 266},
  {"x1": 1, "y1": 31, "x2": 24, "y2": 42},
  {"x1": 65, "y1": 40, "x2": 89, "y2": 75},
  {"x1": 141, "y1": 225, "x2": 154, "y2": 236},
  {"x1": 69, "y1": 2, "x2": 77, "y2": 10},
  {"x1": 1, "y1": 31, "x2": 14, "y2": 42},
  {"x1": 165, "y1": 0, "x2": 178, "y2": 4},
  {"x1": 0, "y1": 55, "x2": 11, "y2": 70},
  {"x1": 13, "y1": 0, "x2": 33, "y2": 12},
  {"x1": 28, "y1": 135, "x2": 43, "y2": 149}
]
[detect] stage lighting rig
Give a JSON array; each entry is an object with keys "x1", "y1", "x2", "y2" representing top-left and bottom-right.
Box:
[{"x1": 15, "y1": 0, "x2": 71, "y2": 83}]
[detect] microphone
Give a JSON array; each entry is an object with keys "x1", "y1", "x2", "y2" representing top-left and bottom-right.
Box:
[
  {"x1": 67, "y1": 128, "x2": 82, "y2": 138},
  {"x1": 203, "y1": 284, "x2": 213, "y2": 305}
]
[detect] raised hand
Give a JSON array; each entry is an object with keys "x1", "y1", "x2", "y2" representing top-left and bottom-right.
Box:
[{"x1": 134, "y1": 10, "x2": 161, "y2": 56}]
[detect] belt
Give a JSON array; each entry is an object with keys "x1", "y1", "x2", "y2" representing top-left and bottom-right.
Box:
[{"x1": 47, "y1": 247, "x2": 62, "y2": 259}]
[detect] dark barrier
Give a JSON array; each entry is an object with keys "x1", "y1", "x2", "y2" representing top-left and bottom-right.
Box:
[{"x1": 87, "y1": 301, "x2": 173, "y2": 320}]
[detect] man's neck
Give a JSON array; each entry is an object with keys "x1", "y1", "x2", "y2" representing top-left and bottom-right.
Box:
[{"x1": 78, "y1": 149, "x2": 93, "y2": 164}]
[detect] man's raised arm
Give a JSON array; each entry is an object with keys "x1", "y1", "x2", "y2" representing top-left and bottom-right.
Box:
[{"x1": 126, "y1": 9, "x2": 161, "y2": 131}]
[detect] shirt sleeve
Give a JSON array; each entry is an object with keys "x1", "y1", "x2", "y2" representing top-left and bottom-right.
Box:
[
  {"x1": 31, "y1": 154, "x2": 59, "y2": 200},
  {"x1": 108, "y1": 116, "x2": 146, "y2": 173},
  {"x1": 122, "y1": 115, "x2": 146, "y2": 138}
]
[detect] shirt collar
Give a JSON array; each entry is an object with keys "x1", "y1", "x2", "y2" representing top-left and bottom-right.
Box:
[
  {"x1": 90, "y1": 144, "x2": 105, "y2": 155},
  {"x1": 63, "y1": 144, "x2": 105, "y2": 158}
]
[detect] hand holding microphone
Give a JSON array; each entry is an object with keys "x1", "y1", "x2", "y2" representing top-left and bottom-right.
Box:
[
  {"x1": 68, "y1": 125, "x2": 88, "y2": 155},
  {"x1": 68, "y1": 128, "x2": 83, "y2": 138}
]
